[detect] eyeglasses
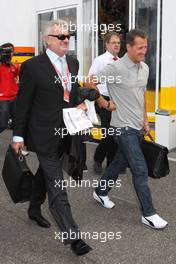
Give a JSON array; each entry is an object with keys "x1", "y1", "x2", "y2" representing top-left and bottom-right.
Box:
[{"x1": 48, "y1": 34, "x2": 70, "y2": 40}]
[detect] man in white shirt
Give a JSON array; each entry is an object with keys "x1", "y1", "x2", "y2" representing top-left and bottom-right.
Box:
[{"x1": 89, "y1": 32, "x2": 121, "y2": 173}]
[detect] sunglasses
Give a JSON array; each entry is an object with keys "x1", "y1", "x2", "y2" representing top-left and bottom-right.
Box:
[{"x1": 48, "y1": 34, "x2": 70, "y2": 40}]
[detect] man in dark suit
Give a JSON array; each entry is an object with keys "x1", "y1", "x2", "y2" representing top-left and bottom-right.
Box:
[{"x1": 11, "y1": 19, "x2": 93, "y2": 256}]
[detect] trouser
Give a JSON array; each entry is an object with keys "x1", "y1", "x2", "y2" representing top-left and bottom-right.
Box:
[
  {"x1": 29, "y1": 166, "x2": 46, "y2": 212},
  {"x1": 96, "y1": 126, "x2": 156, "y2": 217},
  {"x1": 30, "y1": 137, "x2": 83, "y2": 244},
  {"x1": 0, "y1": 100, "x2": 16, "y2": 133},
  {"x1": 30, "y1": 134, "x2": 86, "y2": 209},
  {"x1": 34, "y1": 152, "x2": 80, "y2": 244},
  {"x1": 94, "y1": 97, "x2": 116, "y2": 166}
]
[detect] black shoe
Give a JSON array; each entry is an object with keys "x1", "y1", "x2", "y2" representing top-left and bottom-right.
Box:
[
  {"x1": 71, "y1": 239, "x2": 92, "y2": 256},
  {"x1": 93, "y1": 161, "x2": 102, "y2": 174},
  {"x1": 28, "y1": 209, "x2": 51, "y2": 228}
]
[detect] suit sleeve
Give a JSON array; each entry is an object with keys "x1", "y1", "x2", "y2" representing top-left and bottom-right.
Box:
[
  {"x1": 13, "y1": 61, "x2": 36, "y2": 137},
  {"x1": 69, "y1": 59, "x2": 81, "y2": 107}
]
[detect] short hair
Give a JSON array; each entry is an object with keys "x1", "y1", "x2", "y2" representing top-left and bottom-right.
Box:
[
  {"x1": 104, "y1": 32, "x2": 120, "y2": 44},
  {"x1": 1, "y1": 42, "x2": 14, "y2": 49},
  {"x1": 126, "y1": 29, "x2": 147, "y2": 46},
  {"x1": 43, "y1": 19, "x2": 68, "y2": 36}
]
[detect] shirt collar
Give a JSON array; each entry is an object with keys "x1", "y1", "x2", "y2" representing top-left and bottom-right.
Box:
[
  {"x1": 46, "y1": 48, "x2": 66, "y2": 64},
  {"x1": 123, "y1": 53, "x2": 142, "y2": 69},
  {"x1": 105, "y1": 50, "x2": 118, "y2": 60}
]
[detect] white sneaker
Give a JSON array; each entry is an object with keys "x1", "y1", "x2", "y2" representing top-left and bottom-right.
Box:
[
  {"x1": 93, "y1": 191, "x2": 115, "y2": 209},
  {"x1": 142, "y1": 214, "x2": 168, "y2": 229}
]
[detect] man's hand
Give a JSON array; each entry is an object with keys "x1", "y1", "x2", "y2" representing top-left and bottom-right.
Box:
[
  {"x1": 11, "y1": 142, "x2": 24, "y2": 154},
  {"x1": 77, "y1": 103, "x2": 87, "y2": 111},
  {"x1": 143, "y1": 122, "x2": 150, "y2": 135},
  {"x1": 96, "y1": 96, "x2": 116, "y2": 111},
  {"x1": 108, "y1": 100, "x2": 116, "y2": 111}
]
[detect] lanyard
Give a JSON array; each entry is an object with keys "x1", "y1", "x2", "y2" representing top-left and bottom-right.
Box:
[
  {"x1": 52, "y1": 62, "x2": 70, "y2": 91},
  {"x1": 52, "y1": 62, "x2": 70, "y2": 103}
]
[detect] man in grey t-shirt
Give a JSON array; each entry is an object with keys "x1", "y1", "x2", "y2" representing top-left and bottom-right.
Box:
[{"x1": 92, "y1": 29, "x2": 168, "y2": 230}]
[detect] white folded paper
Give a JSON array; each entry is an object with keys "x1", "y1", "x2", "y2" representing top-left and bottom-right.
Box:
[
  {"x1": 63, "y1": 107, "x2": 93, "y2": 135},
  {"x1": 84, "y1": 100, "x2": 99, "y2": 125}
]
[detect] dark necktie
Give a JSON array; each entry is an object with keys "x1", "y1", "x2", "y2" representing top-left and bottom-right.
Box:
[{"x1": 113, "y1": 56, "x2": 118, "y2": 61}]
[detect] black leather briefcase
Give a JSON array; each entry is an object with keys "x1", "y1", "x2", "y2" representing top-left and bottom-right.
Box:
[
  {"x1": 61, "y1": 135, "x2": 84, "y2": 182},
  {"x1": 141, "y1": 135, "x2": 170, "y2": 179},
  {"x1": 2, "y1": 145, "x2": 34, "y2": 203}
]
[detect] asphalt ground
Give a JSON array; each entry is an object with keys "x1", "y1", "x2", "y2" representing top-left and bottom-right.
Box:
[{"x1": 0, "y1": 129, "x2": 176, "y2": 264}]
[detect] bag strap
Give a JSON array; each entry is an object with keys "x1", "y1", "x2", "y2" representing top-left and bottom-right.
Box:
[
  {"x1": 16, "y1": 149, "x2": 24, "y2": 162},
  {"x1": 146, "y1": 133, "x2": 154, "y2": 142}
]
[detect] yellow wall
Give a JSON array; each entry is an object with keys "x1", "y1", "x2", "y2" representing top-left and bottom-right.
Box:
[
  {"x1": 159, "y1": 87, "x2": 176, "y2": 110},
  {"x1": 146, "y1": 90, "x2": 156, "y2": 112},
  {"x1": 146, "y1": 87, "x2": 176, "y2": 113}
]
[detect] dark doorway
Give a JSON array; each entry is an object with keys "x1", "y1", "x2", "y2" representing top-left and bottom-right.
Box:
[{"x1": 98, "y1": 0, "x2": 129, "y2": 57}]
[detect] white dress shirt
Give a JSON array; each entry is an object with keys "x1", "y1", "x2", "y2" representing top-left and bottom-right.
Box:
[
  {"x1": 88, "y1": 51, "x2": 119, "y2": 97},
  {"x1": 46, "y1": 48, "x2": 71, "y2": 91}
]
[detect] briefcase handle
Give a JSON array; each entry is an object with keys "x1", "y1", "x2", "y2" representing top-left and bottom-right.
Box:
[
  {"x1": 145, "y1": 133, "x2": 154, "y2": 142},
  {"x1": 18, "y1": 151, "x2": 24, "y2": 162}
]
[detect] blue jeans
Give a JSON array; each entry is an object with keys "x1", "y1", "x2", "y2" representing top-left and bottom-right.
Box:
[
  {"x1": 96, "y1": 126, "x2": 156, "y2": 217},
  {"x1": 0, "y1": 100, "x2": 16, "y2": 133}
]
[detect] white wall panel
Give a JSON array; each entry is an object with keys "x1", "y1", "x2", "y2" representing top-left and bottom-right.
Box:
[
  {"x1": 0, "y1": 0, "x2": 36, "y2": 46},
  {"x1": 161, "y1": 1, "x2": 176, "y2": 87},
  {"x1": 35, "y1": 0, "x2": 81, "y2": 12},
  {"x1": 0, "y1": 0, "x2": 81, "y2": 47}
]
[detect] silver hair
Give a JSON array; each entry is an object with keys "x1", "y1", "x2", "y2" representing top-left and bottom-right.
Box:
[{"x1": 43, "y1": 19, "x2": 68, "y2": 36}]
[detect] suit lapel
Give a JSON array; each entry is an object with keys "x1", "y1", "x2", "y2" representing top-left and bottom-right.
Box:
[
  {"x1": 66, "y1": 55, "x2": 75, "y2": 77},
  {"x1": 38, "y1": 52, "x2": 62, "y2": 87},
  {"x1": 66, "y1": 55, "x2": 79, "y2": 106},
  {"x1": 38, "y1": 53, "x2": 78, "y2": 100},
  {"x1": 39, "y1": 53, "x2": 76, "y2": 79}
]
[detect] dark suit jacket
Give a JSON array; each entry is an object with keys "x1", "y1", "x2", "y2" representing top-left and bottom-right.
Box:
[{"x1": 13, "y1": 52, "x2": 81, "y2": 155}]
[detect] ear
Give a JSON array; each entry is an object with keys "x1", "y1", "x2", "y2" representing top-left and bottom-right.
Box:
[
  {"x1": 126, "y1": 44, "x2": 131, "y2": 51},
  {"x1": 43, "y1": 35, "x2": 49, "y2": 45},
  {"x1": 105, "y1": 42, "x2": 108, "y2": 50}
]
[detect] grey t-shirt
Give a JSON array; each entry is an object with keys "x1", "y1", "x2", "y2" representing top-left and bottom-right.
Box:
[{"x1": 96, "y1": 53, "x2": 149, "y2": 130}]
